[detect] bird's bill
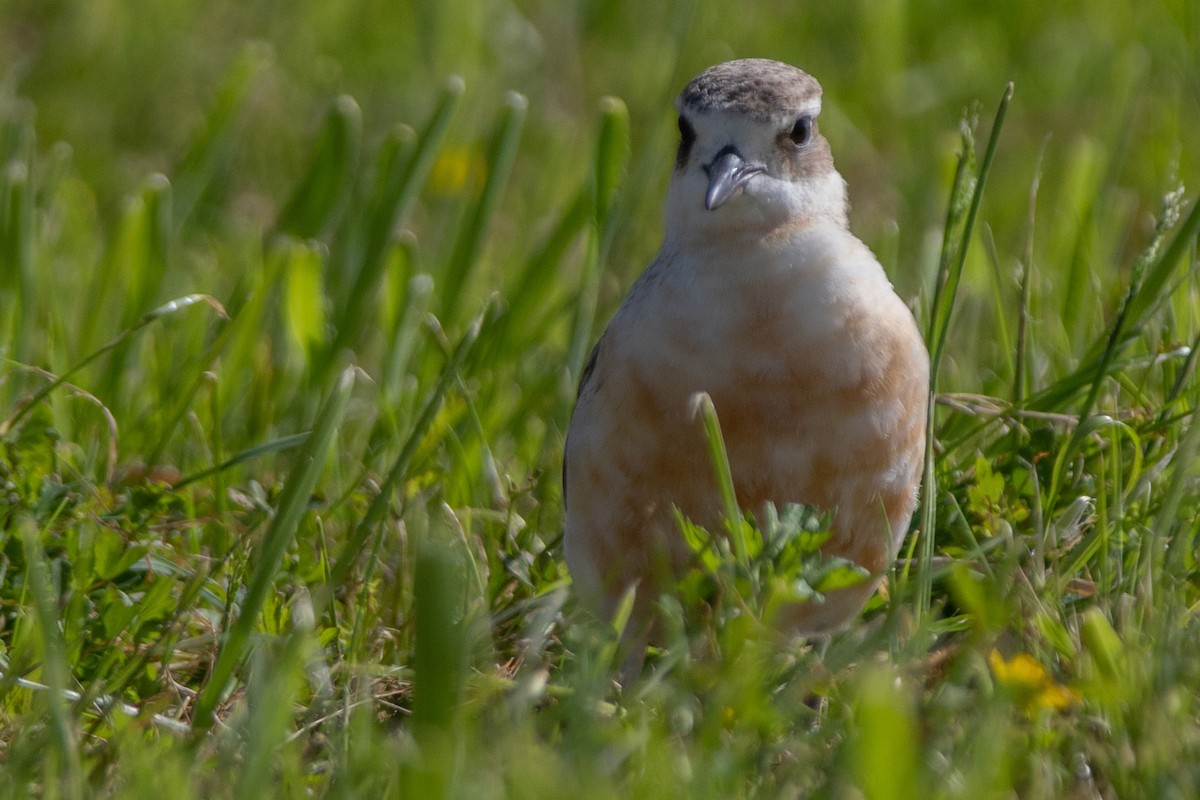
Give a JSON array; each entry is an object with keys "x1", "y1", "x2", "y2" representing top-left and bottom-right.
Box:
[{"x1": 704, "y1": 148, "x2": 765, "y2": 210}]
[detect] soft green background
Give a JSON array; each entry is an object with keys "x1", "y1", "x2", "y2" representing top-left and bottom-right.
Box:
[
  {"x1": 8, "y1": 1, "x2": 1197, "y2": 291},
  {"x1": 2, "y1": 2, "x2": 1199, "y2": 797}
]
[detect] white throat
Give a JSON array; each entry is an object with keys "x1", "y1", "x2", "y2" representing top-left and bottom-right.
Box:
[{"x1": 664, "y1": 163, "x2": 848, "y2": 250}]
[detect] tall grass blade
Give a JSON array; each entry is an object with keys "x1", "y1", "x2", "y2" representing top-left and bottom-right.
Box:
[
  {"x1": 93, "y1": 174, "x2": 173, "y2": 402},
  {"x1": 144, "y1": 308, "x2": 240, "y2": 466},
  {"x1": 0, "y1": 98, "x2": 35, "y2": 274},
  {"x1": 320, "y1": 309, "x2": 485, "y2": 600},
  {"x1": 281, "y1": 237, "x2": 330, "y2": 368},
  {"x1": 1057, "y1": 143, "x2": 1103, "y2": 347},
  {"x1": 322, "y1": 124, "x2": 412, "y2": 314},
  {"x1": 926, "y1": 83, "x2": 1013, "y2": 371},
  {"x1": 567, "y1": 97, "x2": 631, "y2": 381},
  {"x1": 1013, "y1": 138, "x2": 1049, "y2": 406},
  {"x1": 121, "y1": 174, "x2": 174, "y2": 327},
  {"x1": 1161, "y1": 400, "x2": 1200, "y2": 574},
  {"x1": 1, "y1": 157, "x2": 34, "y2": 363},
  {"x1": 1034, "y1": 193, "x2": 1198, "y2": 511},
  {"x1": 234, "y1": 629, "x2": 310, "y2": 799},
  {"x1": 437, "y1": 91, "x2": 527, "y2": 330},
  {"x1": 692, "y1": 391, "x2": 747, "y2": 565},
  {"x1": 172, "y1": 431, "x2": 310, "y2": 490},
  {"x1": 1030, "y1": 194, "x2": 1200, "y2": 413},
  {"x1": 325, "y1": 77, "x2": 464, "y2": 371},
  {"x1": 1122, "y1": 194, "x2": 1199, "y2": 337},
  {"x1": 403, "y1": 538, "x2": 468, "y2": 799},
  {"x1": 917, "y1": 83, "x2": 1013, "y2": 624},
  {"x1": 382, "y1": 251, "x2": 433, "y2": 407},
  {"x1": 275, "y1": 95, "x2": 363, "y2": 240},
  {"x1": 498, "y1": 190, "x2": 589, "y2": 352},
  {"x1": 1072, "y1": 192, "x2": 1192, "y2": 424},
  {"x1": 19, "y1": 517, "x2": 84, "y2": 799},
  {"x1": 593, "y1": 96, "x2": 631, "y2": 228},
  {"x1": 2, "y1": 294, "x2": 226, "y2": 436},
  {"x1": 847, "y1": 663, "x2": 920, "y2": 800},
  {"x1": 193, "y1": 364, "x2": 355, "y2": 729},
  {"x1": 171, "y1": 45, "x2": 267, "y2": 228},
  {"x1": 78, "y1": 179, "x2": 164, "y2": 357}
]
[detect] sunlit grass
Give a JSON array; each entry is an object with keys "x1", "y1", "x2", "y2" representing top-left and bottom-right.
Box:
[{"x1": 1, "y1": 1, "x2": 1199, "y2": 797}]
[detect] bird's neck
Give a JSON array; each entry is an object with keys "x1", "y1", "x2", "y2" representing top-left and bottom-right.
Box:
[{"x1": 664, "y1": 171, "x2": 849, "y2": 252}]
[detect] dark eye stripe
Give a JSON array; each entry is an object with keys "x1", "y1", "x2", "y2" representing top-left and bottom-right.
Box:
[{"x1": 676, "y1": 114, "x2": 696, "y2": 168}]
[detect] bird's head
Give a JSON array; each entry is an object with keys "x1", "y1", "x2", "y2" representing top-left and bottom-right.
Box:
[{"x1": 665, "y1": 59, "x2": 848, "y2": 244}]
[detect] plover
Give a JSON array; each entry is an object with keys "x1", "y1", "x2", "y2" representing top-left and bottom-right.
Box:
[{"x1": 564, "y1": 58, "x2": 929, "y2": 640}]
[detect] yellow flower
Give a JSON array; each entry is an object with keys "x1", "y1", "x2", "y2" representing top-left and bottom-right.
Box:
[
  {"x1": 988, "y1": 649, "x2": 1080, "y2": 714},
  {"x1": 428, "y1": 146, "x2": 486, "y2": 197}
]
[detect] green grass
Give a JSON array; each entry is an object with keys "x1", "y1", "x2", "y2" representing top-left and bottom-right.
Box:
[{"x1": 2, "y1": 1, "x2": 1200, "y2": 797}]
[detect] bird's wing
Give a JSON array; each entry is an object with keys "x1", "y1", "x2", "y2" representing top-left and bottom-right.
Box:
[{"x1": 563, "y1": 334, "x2": 606, "y2": 509}]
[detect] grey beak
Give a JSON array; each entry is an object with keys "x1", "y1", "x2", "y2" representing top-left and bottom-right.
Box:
[{"x1": 704, "y1": 147, "x2": 765, "y2": 210}]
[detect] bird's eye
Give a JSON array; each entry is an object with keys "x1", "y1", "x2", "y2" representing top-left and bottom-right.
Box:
[
  {"x1": 789, "y1": 115, "x2": 814, "y2": 147},
  {"x1": 676, "y1": 114, "x2": 696, "y2": 167}
]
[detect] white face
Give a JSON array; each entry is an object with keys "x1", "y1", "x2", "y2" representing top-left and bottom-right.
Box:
[{"x1": 664, "y1": 101, "x2": 847, "y2": 245}]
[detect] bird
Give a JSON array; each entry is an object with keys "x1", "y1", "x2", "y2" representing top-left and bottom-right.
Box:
[{"x1": 563, "y1": 58, "x2": 929, "y2": 641}]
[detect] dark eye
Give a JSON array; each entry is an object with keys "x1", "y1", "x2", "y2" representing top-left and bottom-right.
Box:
[
  {"x1": 789, "y1": 115, "x2": 814, "y2": 146},
  {"x1": 676, "y1": 114, "x2": 696, "y2": 167}
]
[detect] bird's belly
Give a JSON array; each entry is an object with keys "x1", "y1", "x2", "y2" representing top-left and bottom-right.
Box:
[
  {"x1": 564, "y1": 280, "x2": 928, "y2": 620},
  {"x1": 621, "y1": 330, "x2": 923, "y2": 570}
]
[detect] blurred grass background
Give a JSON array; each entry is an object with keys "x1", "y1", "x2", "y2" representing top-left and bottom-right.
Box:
[
  {"x1": 2, "y1": 1, "x2": 1200, "y2": 797},
  {"x1": 7, "y1": 1, "x2": 1197, "y2": 286}
]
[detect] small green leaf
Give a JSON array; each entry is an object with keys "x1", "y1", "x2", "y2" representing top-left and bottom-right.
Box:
[
  {"x1": 966, "y1": 456, "x2": 1004, "y2": 517},
  {"x1": 768, "y1": 576, "x2": 817, "y2": 605},
  {"x1": 93, "y1": 528, "x2": 149, "y2": 581},
  {"x1": 809, "y1": 559, "x2": 871, "y2": 594},
  {"x1": 674, "y1": 507, "x2": 719, "y2": 572}
]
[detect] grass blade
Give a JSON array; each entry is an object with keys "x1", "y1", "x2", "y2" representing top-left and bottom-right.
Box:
[
  {"x1": 171, "y1": 44, "x2": 267, "y2": 228},
  {"x1": 1, "y1": 157, "x2": 34, "y2": 363},
  {"x1": 926, "y1": 83, "x2": 1014, "y2": 371},
  {"x1": 1013, "y1": 138, "x2": 1049, "y2": 406},
  {"x1": 1122, "y1": 194, "x2": 1199, "y2": 333},
  {"x1": 1161, "y1": 400, "x2": 1200, "y2": 574},
  {"x1": 847, "y1": 663, "x2": 920, "y2": 800},
  {"x1": 19, "y1": 517, "x2": 84, "y2": 799},
  {"x1": 437, "y1": 91, "x2": 527, "y2": 330},
  {"x1": 1030, "y1": 194, "x2": 1200, "y2": 413},
  {"x1": 192, "y1": 364, "x2": 355, "y2": 729},
  {"x1": 567, "y1": 97, "x2": 632, "y2": 382},
  {"x1": 497, "y1": 190, "x2": 589, "y2": 353},
  {"x1": 2, "y1": 294, "x2": 227, "y2": 436},
  {"x1": 325, "y1": 77, "x2": 464, "y2": 370},
  {"x1": 691, "y1": 391, "x2": 747, "y2": 565},
  {"x1": 281, "y1": 237, "x2": 330, "y2": 368},
  {"x1": 234, "y1": 623, "x2": 311, "y2": 799},
  {"x1": 382, "y1": 264, "x2": 434, "y2": 407},
  {"x1": 320, "y1": 308, "x2": 485, "y2": 601},
  {"x1": 593, "y1": 96, "x2": 631, "y2": 229},
  {"x1": 917, "y1": 83, "x2": 1013, "y2": 624},
  {"x1": 403, "y1": 538, "x2": 468, "y2": 799},
  {"x1": 172, "y1": 431, "x2": 310, "y2": 490},
  {"x1": 94, "y1": 174, "x2": 174, "y2": 403},
  {"x1": 274, "y1": 95, "x2": 363, "y2": 240}
]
